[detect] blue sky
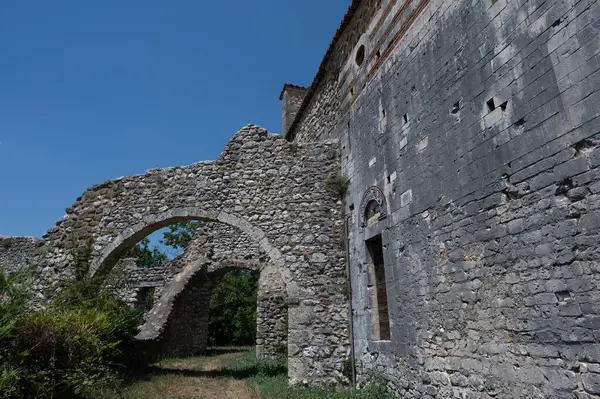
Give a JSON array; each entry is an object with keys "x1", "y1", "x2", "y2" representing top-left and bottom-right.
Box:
[{"x1": 0, "y1": 0, "x2": 350, "y2": 238}]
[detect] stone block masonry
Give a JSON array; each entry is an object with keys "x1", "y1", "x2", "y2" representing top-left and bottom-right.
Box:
[{"x1": 285, "y1": 0, "x2": 600, "y2": 397}]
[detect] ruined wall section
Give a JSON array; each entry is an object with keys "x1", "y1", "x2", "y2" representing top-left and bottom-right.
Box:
[
  {"x1": 0, "y1": 236, "x2": 43, "y2": 274},
  {"x1": 39, "y1": 125, "x2": 348, "y2": 384},
  {"x1": 293, "y1": 0, "x2": 600, "y2": 397}
]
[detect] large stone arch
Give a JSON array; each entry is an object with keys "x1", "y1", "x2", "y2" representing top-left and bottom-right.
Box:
[
  {"x1": 88, "y1": 208, "x2": 287, "y2": 285},
  {"x1": 38, "y1": 125, "x2": 349, "y2": 383},
  {"x1": 107, "y1": 221, "x2": 287, "y2": 359}
]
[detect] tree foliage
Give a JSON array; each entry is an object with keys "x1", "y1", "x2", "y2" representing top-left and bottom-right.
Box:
[
  {"x1": 122, "y1": 237, "x2": 168, "y2": 268},
  {"x1": 0, "y1": 267, "x2": 141, "y2": 398},
  {"x1": 160, "y1": 221, "x2": 202, "y2": 250},
  {"x1": 209, "y1": 270, "x2": 258, "y2": 346}
]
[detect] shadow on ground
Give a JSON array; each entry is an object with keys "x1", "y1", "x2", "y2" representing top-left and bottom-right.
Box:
[
  {"x1": 144, "y1": 363, "x2": 285, "y2": 380},
  {"x1": 132, "y1": 347, "x2": 286, "y2": 382}
]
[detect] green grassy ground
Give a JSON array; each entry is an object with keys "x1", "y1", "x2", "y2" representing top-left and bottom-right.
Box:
[{"x1": 115, "y1": 348, "x2": 395, "y2": 399}]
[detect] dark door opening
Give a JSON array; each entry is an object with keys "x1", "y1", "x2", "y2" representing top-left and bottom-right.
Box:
[{"x1": 366, "y1": 235, "x2": 390, "y2": 341}]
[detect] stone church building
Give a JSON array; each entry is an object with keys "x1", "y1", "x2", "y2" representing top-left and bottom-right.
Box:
[{"x1": 3, "y1": 0, "x2": 600, "y2": 397}]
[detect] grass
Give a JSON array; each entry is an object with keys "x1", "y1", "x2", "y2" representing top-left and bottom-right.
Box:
[{"x1": 113, "y1": 348, "x2": 395, "y2": 399}]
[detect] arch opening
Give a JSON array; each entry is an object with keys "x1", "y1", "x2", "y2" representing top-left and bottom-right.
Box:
[{"x1": 100, "y1": 215, "x2": 288, "y2": 362}]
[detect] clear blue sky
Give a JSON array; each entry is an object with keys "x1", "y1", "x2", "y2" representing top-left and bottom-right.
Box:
[{"x1": 0, "y1": 0, "x2": 350, "y2": 238}]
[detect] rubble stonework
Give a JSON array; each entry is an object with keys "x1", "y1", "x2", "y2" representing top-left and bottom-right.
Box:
[
  {"x1": 107, "y1": 222, "x2": 287, "y2": 358},
  {"x1": 33, "y1": 125, "x2": 348, "y2": 384},
  {"x1": 0, "y1": 236, "x2": 42, "y2": 275}
]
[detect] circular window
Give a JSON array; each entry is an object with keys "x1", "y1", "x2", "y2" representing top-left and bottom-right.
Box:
[{"x1": 355, "y1": 45, "x2": 365, "y2": 67}]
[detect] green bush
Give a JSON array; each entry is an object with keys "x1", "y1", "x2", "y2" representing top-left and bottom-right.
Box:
[{"x1": 0, "y1": 267, "x2": 141, "y2": 399}]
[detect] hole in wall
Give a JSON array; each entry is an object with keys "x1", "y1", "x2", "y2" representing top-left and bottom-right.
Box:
[
  {"x1": 500, "y1": 101, "x2": 508, "y2": 112},
  {"x1": 350, "y1": 87, "x2": 355, "y2": 97},
  {"x1": 573, "y1": 139, "x2": 595, "y2": 155},
  {"x1": 376, "y1": 49, "x2": 381, "y2": 59},
  {"x1": 551, "y1": 18, "x2": 562, "y2": 28},
  {"x1": 387, "y1": 175, "x2": 391, "y2": 184},
  {"x1": 403, "y1": 114, "x2": 408, "y2": 124},
  {"x1": 556, "y1": 291, "x2": 571, "y2": 302},
  {"x1": 356, "y1": 45, "x2": 366, "y2": 67},
  {"x1": 486, "y1": 98, "x2": 496, "y2": 112},
  {"x1": 555, "y1": 178, "x2": 574, "y2": 196},
  {"x1": 502, "y1": 188, "x2": 522, "y2": 201},
  {"x1": 514, "y1": 118, "x2": 526, "y2": 128},
  {"x1": 451, "y1": 101, "x2": 461, "y2": 115}
]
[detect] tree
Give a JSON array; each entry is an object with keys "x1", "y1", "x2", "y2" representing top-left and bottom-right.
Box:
[
  {"x1": 160, "y1": 221, "x2": 202, "y2": 250},
  {"x1": 122, "y1": 237, "x2": 167, "y2": 268},
  {"x1": 208, "y1": 270, "x2": 258, "y2": 346}
]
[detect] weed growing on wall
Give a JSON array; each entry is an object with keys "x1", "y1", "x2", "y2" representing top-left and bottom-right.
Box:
[{"x1": 325, "y1": 173, "x2": 349, "y2": 198}]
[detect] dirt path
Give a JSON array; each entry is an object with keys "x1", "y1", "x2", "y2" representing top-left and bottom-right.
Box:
[
  {"x1": 166, "y1": 352, "x2": 252, "y2": 399},
  {"x1": 124, "y1": 350, "x2": 254, "y2": 399}
]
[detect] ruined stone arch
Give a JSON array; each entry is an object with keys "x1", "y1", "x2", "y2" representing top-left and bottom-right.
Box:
[
  {"x1": 106, "y1": 219, "x2": 288, "y2": 359},
  {"x1": 37, "y1": 125, "x2": 349, "y2": 383},
  {"x1": 133, "y1": 251, "x2": 286, "y2": 360},
  {"x1": 88, "y1": 208, "x2": 288, "y2": 288}
]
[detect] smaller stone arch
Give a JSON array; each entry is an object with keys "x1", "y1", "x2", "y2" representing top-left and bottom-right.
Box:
[
  {"x1": 134, "y1": 256, "x2": 286, "y2": 360},
  {"x1": 108, "y1": 220, "x2": 287, "y2": 361},
  {"x1": 359, "y1": 186, "x2": 387, "y2": 227}
]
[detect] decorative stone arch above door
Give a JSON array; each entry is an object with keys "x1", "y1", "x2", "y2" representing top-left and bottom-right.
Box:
[{"x1": 359, "y1": 186, "x2": 388, "y2": 227}]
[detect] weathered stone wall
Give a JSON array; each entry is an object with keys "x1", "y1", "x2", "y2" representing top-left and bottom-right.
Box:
[
  {"x1": 281, "y1": 84, "x2": 308, "y2": 137},
  {"x1": 0, "y1": 235, "x2": 42, "y2": 274},
  {"x1": 156, "y1": 268, "x2": 212, "y2": 357},
  {"x1": 289, "y1": 0, "x2": 600, "y2": 397},
  {"x1": 109, "y1": 221, "x2": 288, "y2": 359},
  {"x1": 38, "y1": 125, "x2": 349, "y2": 384},
  {"x1": 285, "y1": 0, "x2": 379, "y2": 143}
]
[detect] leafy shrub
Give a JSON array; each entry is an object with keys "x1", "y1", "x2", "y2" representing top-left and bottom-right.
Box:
[
  {"x1": 0, "y1": 266, "x2": 141, "y2": 398},
  {"x1": 0, "y1": 365, "x2": 21, "y2": 399}
]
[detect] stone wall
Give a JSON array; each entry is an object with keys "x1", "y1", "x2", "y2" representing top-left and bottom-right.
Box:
[
  {"x1": 108, "y1": 221, "x2": 288, "y2": 359},
  {"x1": 289, "y1": 0, "x2": 600, "y2": 397},
  {"x1": 155, "y1": 268, "x2": 211, "y2": 358},
  {"x1": 280, "y1": 84, "x2": 308, "y2": 137},
  {"x1": 0, "y1": 235, "x2": 43, "y2": 274},
  {"x1": 37, "y1": 125, "x2": 349, "y2": 384}
]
